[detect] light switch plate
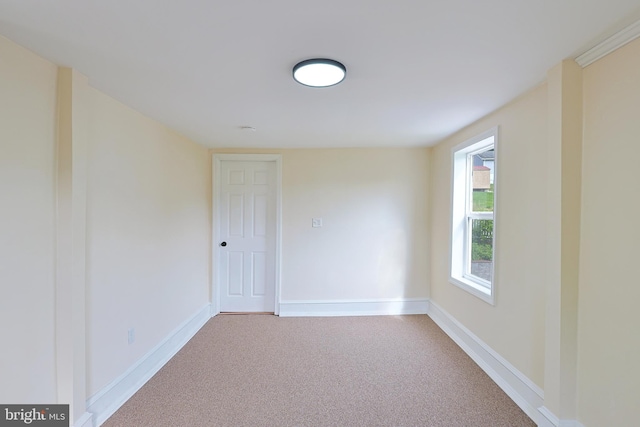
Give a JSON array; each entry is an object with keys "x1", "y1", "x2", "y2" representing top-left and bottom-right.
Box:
[{"x1": 312, "y1": 218, "x2": 323, "y2": 228}]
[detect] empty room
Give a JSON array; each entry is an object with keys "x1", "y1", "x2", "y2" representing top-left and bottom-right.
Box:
[{"x1": 1, "y1": 1, "x2": 639, "y2": 426}]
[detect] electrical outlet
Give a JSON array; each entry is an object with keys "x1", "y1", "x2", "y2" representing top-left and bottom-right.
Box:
[
  {"x1": 312, "y1": 218, "x2": 323, "y2": 228},
  {"x1": 128, "y1": 328, "x2": 135, "y2": 345}
]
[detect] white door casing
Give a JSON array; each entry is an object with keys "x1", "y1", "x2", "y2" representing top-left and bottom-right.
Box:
[{"x1": 213, "y1": 154, "x2": 281, "y2": 314}]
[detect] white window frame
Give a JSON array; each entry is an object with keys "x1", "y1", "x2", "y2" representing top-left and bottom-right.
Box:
[{"x1": 450, "y1": 127, "x2": 498, "y2": 305}]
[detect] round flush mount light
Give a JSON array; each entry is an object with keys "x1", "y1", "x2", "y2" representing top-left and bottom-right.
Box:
[{"x1": 293, "y1": 58, "x2": 346, "y2": 87}]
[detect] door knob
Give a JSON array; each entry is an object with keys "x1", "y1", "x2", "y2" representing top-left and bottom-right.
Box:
[{"x1": 220, "y1": 241, "x2": 227, "y2": 247}]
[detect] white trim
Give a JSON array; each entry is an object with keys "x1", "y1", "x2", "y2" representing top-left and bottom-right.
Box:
[
  {"x1": 86, "y1": 304, "x2": 211, "y2": 426},
  {"x1": 538, "y1": 406, "x2": 560, "y2": 427},
  {"x1": 537, "y1": 407, "x2": 585, "y2": 427},
  {"x1": 73, "y1": 412, "x2": 93, "y2": 427},
  {"x1": 278, "y1": 298, "x2": 429, "y2": 317},
  {"x1": 450, "y1": 127, "x2": 498, "y2": 305},
  {"x1": 575, "y1": 19, "x2": 640, "y2": 67},
  {"x1": 426, "y1": 301, "x2": 544, "y2": 424},
  {"x1": 212, "y1": 153, "x2": 283, "y2": 315},
  {"x1": 449, "y1": 276, "x2": 493, "y2": 304}
]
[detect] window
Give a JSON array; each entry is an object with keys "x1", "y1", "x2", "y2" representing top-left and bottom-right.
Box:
[{"x1": 450, "y1": 128, "x2": 497, "y2": 304}]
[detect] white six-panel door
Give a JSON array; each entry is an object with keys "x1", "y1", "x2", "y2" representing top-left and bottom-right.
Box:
[{"x1": 217, "y1": 158, "x2": 277, "y2": 312}]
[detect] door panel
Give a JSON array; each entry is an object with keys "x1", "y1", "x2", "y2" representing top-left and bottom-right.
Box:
[
  {"x1": 227, "y1": 252, "x2": 244, "y2": 296},
  {"x1": 228, "y1": 194, "x2": 244, "y2": 236},
  {"x1": 219, "y1": 160, "x2": 276, "y2": 312},
  {"x1": 251, "y1": 252, "x2": 266, "y2": 296},
  {"x1": 253, "y1": 194, "x2": 267, "y2": 236}
]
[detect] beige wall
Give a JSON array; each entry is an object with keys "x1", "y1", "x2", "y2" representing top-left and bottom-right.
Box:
[
  {"x1": 213, "y1": 148, "x2": 431, "y2": 302},
  {"x1": 282, "y1": 148, "x2": 430, "y2": 300},
  {"x1": 429, "y1": 36, "x2": 640, "y2": 425},
  {"x1": 0, "y1": 34, "x2": 211, "y2": 408},
  {"x1": 0, "y1": 36, "x2": 58, "y2": 403},
  {"x1": 430, "y1": 84, "x2": 548, "y2": 388},
  {"x1": 578, "y1": 37, "x2": 640, "y2": 426},
  {"x1": 86, "y1": 87, "x2": 211, "y2": 395}
]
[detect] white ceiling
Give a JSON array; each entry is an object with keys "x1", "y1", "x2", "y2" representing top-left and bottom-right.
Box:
[{"x1": 1, "y1": 1, "x2": 639, "y2": 148}]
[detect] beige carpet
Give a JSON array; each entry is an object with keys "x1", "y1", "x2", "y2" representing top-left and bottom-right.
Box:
[{"x1": 103, "y1": 315, "x2": 535, "y2": 427}]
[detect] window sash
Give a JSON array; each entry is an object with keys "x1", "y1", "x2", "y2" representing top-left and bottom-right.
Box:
[
  {"x1": 464, "y1": 147, "x2": 494, "y2": 286},
  {"x1": 464, "y1": 216, "x2": 493, "y2": 288},
  {"x1": 450, "y1": 127, "x2": 497, "y2": 305},
  {"x1": 467, "y1": 212, "x2": 493, "y2": 220}
]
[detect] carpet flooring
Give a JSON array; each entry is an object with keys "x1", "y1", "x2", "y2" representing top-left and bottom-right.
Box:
[{"x1": 102, "y1": 314, "x2": 535, "y2": 426}]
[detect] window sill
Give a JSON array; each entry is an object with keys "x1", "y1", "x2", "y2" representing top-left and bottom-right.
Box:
[{"x1": 449, "y1": 275, "x2": 495, "y2": 305}]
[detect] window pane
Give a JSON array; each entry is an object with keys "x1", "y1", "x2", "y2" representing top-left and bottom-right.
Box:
[
  {"x1": 470, "y1": 218, "x2": 493, "y2": 282},
  {"x1": 471, "y1": 149, "x2": 494, "y2": 212},
  {"x1": 451, "y1": 130, "x2": 496, "y2": 303}
]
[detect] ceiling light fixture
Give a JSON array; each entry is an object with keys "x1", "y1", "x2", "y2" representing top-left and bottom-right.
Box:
[{"x1": 293, "y1": 58, "x2": 346, "y2": 88}]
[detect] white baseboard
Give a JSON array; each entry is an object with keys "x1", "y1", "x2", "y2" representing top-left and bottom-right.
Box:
[
  {"x1": 538, "y1": 406, "x2": 560, "y2": 427},
  {"x1": 538, "y1": 406, "x2": 584, "y2": 427},
  {"x1": 74, "y1": 412, "x2": 93, "y2": 427},
  {"x1": 278, "y1": 298, "x2": 429, "y2": 317},
  {"x1": 426, "y1": 301, "x2": 545, "y2": 425},
  {"x1": 86, "y1": 304, "x2": 212, "y2": 426}
]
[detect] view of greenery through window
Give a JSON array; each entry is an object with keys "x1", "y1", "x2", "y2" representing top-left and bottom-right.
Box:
[
  {"x1": 471, "y1": 218, "x2": 493, "y2": 261},
  {"x1": 472, "y1": 184, "x2": 494, "y2": 211},
  {"x1": 471, "y1": 151, "x2": 494, "y2": 268}
]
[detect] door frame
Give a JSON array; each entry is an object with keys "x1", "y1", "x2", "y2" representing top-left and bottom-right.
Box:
[{"x1": 211, "y1": 153, "x2": 282, "y2": 316}]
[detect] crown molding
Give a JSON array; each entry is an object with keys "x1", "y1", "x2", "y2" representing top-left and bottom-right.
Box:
[{"x1": 576, "y1": 19, "x2": 640, "y2": 67}]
